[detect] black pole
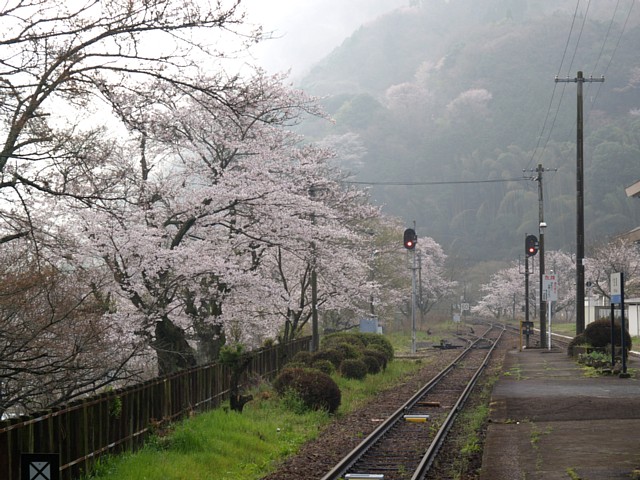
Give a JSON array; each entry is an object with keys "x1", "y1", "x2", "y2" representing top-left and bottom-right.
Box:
[
  {"x1": 555, "y1": 72, "x2": 604, "y2": 334},
  {"x1": 576, "y1": 71, "x2": 586, "y2": 335},
  {"x1": 621, "y1": 272, "x2": 627, "y2": 374},
  {"x1": 610, "y1": 302, "x2": 615, "y2": 368},
  {"x1": 525, "y1": 254, "x2": 530, "y2": 348}
]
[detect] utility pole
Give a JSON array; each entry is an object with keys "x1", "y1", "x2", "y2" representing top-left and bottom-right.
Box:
[
  {"x1": 537, "y1": 164, "x2": 546, "y2": 348},
  {"x1": 555, "y1": 71, "x2": 604, "y2": 335}
]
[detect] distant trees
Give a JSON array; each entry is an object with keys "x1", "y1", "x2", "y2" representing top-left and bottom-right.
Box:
[
  {"x1": 300, "y1": 3, "x2": 640, "y2": 261},
  {"x1": 473, "y1": 242, "x2": 640, "y2": 323},
  {"x1": 586, "y1": 239, "x2": 640, "y2": 299}
]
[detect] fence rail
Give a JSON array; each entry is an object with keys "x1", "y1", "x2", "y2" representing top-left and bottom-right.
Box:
[{"x1": 0, "y1": 336, "x2": 311, "y2": 480}]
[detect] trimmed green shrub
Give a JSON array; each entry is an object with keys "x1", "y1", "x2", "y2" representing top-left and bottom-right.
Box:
[
  {"x1": 272, "y1": 367, "x2": 341, "y2": 413},
  {"x1": 322, "y1": 332, "x2": 366, "y2": 350},
  {"x1": 310, "y1": 359, "x2": 335, "y2": 375},
  {"x1": 584, "y1": 318, "x2": 632, "y2": 351},
  {"x1": 311, "y1": 348, "x2": 344, "y2": 369},
  {"x1": 362, "y1": 348, "x2": 388, "y2": 370},
  {"x1": 322, "y1": 332, "x2": 394, "y2": 363},
  {"x1": 568, "y1": 318, "x2": 632, "y2": 358},
  {"x1": 335, "y1": 342, "x2": 361, "y2": 361},
  {"x1": 362, "y1": 354, "x2": 381, "y2": 374},
  {"x1": 567, "y1": 333, "x2": 587, "y2": 357},
  {"x1": 291, "y1": 350, "x2": 313, "y2": 366},
  {"x1": 360, "y1": 333, "x2": 394, "y2": 362},
  {"x1": 339, "y1": 358, "x2": 368, "y2": 380}
]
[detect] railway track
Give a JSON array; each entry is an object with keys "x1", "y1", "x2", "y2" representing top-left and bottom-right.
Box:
[{"x1": 320, "y1": 324, "x2": 506, "y2": 480}]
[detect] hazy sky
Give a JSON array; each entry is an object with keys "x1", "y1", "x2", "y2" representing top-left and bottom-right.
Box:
[{"x1": 239, "y1": 0, "x2": 407, "y2": 79}]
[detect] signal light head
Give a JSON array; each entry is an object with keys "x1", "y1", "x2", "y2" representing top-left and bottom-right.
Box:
[
  {"x1": 525, "y1": 234, "x2": 539, "y2": 257},
  {"x1": 403, "y1": 228, "x2": 417, "y2": 250}
]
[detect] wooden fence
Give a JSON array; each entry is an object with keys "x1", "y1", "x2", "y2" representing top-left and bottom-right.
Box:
[{"x1": 0, "y1": 336, "x2": 311, "y2": 480}]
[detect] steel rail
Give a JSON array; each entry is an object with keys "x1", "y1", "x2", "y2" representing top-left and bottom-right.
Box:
[
  {"x1": 411, "y1": 325, "x2": 505, "y2": 479},
  {"x1": 320, "y1": 325, "x2": 502, "y2": 480}
]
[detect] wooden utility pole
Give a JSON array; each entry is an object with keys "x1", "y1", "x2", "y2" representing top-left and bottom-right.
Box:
[
  {"x1": 537, "y1": 164, "x2": 547, "y2": 348},
  {"x1": 555, "y1": 71, "x2": 604, "y2": 335}
]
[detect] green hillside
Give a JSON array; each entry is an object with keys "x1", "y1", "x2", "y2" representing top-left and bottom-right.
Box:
[{"x1": 299, "y1": 0, "x2": 640, "y2": 261}]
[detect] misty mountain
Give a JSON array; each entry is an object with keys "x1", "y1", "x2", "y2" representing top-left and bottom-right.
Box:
[{"x1": 298, "y1": 0, "x2": 640, "y2": 263}]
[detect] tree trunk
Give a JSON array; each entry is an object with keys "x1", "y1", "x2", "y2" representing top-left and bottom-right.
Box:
[{"x1": 153, "y1": 316, "x2": 197, "y2": 376}]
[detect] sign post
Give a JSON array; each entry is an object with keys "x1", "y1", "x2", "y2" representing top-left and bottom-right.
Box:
[
  {"x1": 610, "y1": 272, "x2": 628, "y2": 376},
  {"x1": 543, "y1": 274, "x2": 558, "y2": 350}
]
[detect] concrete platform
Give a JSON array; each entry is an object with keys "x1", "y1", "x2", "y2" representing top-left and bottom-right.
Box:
[{"x1": 480, "y1": 347, "x2": 640, "y2": 480}]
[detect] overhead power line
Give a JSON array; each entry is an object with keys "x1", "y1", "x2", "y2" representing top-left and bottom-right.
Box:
[{"x1": 343, "y1": 178, "x2": 528, "y2": 186}]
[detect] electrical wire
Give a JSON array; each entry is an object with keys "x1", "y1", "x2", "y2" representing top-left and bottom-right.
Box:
[
  {"x1": 588, "y1": 0, "x2": 636, "y2": 110},
  {"x1": 342, "y1": 178, "x2": 528, "y2": 186},
  {"x1": 523, "y1": 0, "x2": 582, "y2": 172}
]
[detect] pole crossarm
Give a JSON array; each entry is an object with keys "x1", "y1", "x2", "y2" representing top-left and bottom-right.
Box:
[{"x1": 555, "y1": 74, "x2": 605, "y2": 84}]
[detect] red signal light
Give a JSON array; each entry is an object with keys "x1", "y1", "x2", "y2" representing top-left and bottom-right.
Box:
[{"x1": 403, "y1": 228, "x2": 417, "y2": 250}]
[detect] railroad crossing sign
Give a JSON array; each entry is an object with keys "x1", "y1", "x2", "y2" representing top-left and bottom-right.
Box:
[
  {"x1": 542, "y1": 274, "x2": 558, "y2": 302},
  {"x1": 21, "y1": 453, "x2": 60, "y2": 480}
]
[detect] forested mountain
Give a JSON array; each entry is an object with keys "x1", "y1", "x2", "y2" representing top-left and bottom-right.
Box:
[{"x1": 298, "y1": 0, "x2": 640, "y2": 262}]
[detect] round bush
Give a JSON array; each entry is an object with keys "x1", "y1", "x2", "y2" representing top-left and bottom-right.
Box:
[
  {"x1": 291, "y1": 350, "x2": 313, "y2": 366},
  {"x1": 568, "y1": 319, "x2": 632, "y2": 358},
  {"x1": 335, "y1": 342, "x2": 361, "y2": 361},
  {"x1": 584, "y1": 318, "x2": 632, "y2": 351},
  {"x1": 360, "y1": 334, "x2": 394, "y2": 362},
  {"x1": 322, "y1": 332, "x2": 366, "y2": 350},
  {"x1": 362, "y1": 354, "x2": 381, "y2": 374},
  {"x1": 363, "y1": 348, "x2": 388, "y2": 370},
  {"x1": 273, "y1": 367, "x2": 341, "y2": 413},
  {"x1": 339, "y1": 358, "x2": 368, "y2": 380},
  {"x1": 311, "y1": 348, "x2": 344, "y2": 369},
  {"x1": 311, "y1": 359, "x2": 335, "y2": 375}
]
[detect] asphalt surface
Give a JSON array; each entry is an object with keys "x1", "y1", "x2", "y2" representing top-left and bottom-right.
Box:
[{"x1": 480, "y1": 346, "x2": 640, "y2": 480}]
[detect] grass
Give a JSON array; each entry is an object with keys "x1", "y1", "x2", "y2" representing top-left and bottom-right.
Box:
[
  {"x1": 386, "y1": 320, "x2": 463, "y2": 354},
  {"x1": 449, "y1": 372, "x2": 500, "y2": 479},
  {"x1": 86, "y1": 358, "x2": 424, "y2": 480}
]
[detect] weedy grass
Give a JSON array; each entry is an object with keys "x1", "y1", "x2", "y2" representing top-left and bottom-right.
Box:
[
  {"x1": 449, "y1": 373, "x2": 500, "y2": 479},
  {"x1": 86, "y1": 359, "x2": 423, "y2": 480}
]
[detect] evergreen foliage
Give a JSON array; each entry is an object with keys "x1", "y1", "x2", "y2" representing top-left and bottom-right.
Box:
[
  {"x1": 272, "y1": 367, "x2": 342, "y2": 413},
  {"x1": 300, "y1": 0, "x2": 640, "y2": 261},
  {"x1": 339, "y1": 358, "x2": 369, "y2": 380}
]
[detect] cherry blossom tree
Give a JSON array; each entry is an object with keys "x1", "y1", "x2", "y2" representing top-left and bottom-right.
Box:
[
  {"x1": 0, "y1": 0, "x2": 254, "y2": 248},
  {"x1": 66, "y1": 70, "x2": 382, "y2": 374},
  {"x1": 415, "y1": 236, "x2": 457, "y2": 318},
  {"x1": 473, "y1": 250, "x2": 576, "y2": 322},
  {"x1": 472, "y1": 262, "x2": 524, "y2": 320},
  {"x1": 586, "y1": 239, "x2": 640, "y2": 299},
  {"x1": 0, "y1": 1, "x2": 269, "y2": 410},
  {"x1": 544, "y1": 250, "x2": 575, "y2": 321},
  {"x1": 0, "y1": 241, "x2": 143, "y2": 416}
]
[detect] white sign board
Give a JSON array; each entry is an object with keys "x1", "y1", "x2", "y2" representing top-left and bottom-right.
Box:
[
  {"x1": 611, "y1": 272, "x2": 622, "y2": 304},
  {"x1": 543, "y1": 274, "x2": 558, "y2": 302}
]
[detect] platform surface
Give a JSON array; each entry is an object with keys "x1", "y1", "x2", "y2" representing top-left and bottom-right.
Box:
[{"x1": 480, "y1": 347, "x2": 640, "y2": 480}]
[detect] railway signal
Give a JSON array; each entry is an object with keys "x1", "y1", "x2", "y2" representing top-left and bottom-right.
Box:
[
  {"x1": 403, "y1": 228, "x2": 417, "y2": 250},
  {"x1": 525, "y1": 234, "x2": 538, "y2": 256}
]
